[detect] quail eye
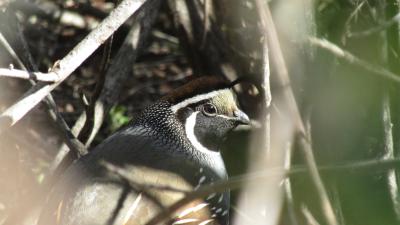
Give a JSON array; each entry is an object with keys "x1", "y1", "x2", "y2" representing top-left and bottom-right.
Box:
[{"x1": 202, "y1": 103, "x2": 217, "y2": 116}]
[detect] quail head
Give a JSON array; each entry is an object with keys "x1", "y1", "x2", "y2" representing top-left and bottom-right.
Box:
[{"x1": 38, "y1": 76, "x2": 250, "y2": 225}]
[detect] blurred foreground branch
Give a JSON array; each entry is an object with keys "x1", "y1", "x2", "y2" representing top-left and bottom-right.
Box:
[
  {"x1": 140, "y1": 155, "x2": 400, "y2": 225},
  {"x1": 261, "y1": 3, "x2": 339, "y2": 225},
  {"x1": 302, "y1": 205, "x2": 321, "y2": 225},
  {"x1": 255, "y1": 0, "x2": 272, "y2": 152},
  {"x1": 231, "y1": 1, "x2": 281, "y2": 225}
]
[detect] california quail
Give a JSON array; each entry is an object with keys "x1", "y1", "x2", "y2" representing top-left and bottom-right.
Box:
[{"x1": 38, "y1": 76, "x2": 250, "y2": 225}]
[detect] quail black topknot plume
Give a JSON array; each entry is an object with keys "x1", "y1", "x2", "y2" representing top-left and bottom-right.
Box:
[{"x1": 38, "y1": 76, "x2": 250, "y2": 225}]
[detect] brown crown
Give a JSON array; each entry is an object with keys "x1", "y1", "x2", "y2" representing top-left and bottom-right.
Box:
[{"x1": 162, "y1": 76, "x2": 231, "y2": 105}]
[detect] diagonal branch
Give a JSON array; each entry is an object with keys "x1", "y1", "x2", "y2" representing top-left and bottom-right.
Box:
[
  {"x1": 0, "y1": 23, "x2": 86, "y2": 156},
  {"x1": 309, "y1": 37, "x2": 400, "y2": 83},
  {"x1": 82, "y1": 0, "x2": 162, "y2": 148},
  {"x1": 39, "y1": 6, "x2": 163, "y2": 224},
  {"x1": 0, "y1": 0, "x2": 149, "y2": 134},
  {"x1": 0, "y1": 11, "x2": 88, "y2": 225}
]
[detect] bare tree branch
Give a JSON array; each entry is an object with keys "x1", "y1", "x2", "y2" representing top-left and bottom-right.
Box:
[
  {"x1": 0, "y1": 68, "x2": 58, "y2": 82},
  {"x1": 83, "y1": 0, "x2": 162, "y2": 147},
  {"x1": 14, "y1": 14, "x2": 87, "y2": 155},
  {"x1": 39, "y1": 4, "x2": 163, "y2": 221},
  {"x1": 0, "y1": 19, "x2": 86, "y2": 157},
  {"x1": 0, "y1": 0, "x2": 149, "y2": 133},
  {"x1": 309, "y1": 37, "x2": 400, "y2": 83},
  {"x1": 0, "y1": 11, "x2": 87, "y2": 225}
]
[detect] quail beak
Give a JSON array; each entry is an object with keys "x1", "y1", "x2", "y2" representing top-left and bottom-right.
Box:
[{"x1": 233, "y1": 110, "x2": 250, "y2": 125}]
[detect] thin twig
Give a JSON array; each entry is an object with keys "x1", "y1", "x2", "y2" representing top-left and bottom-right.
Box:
[
  {"x1": 79, "y1": 0, "x2": 162, "y2": 148},
  {"x1": 0, "y1": 32, "x2": 27, "y2": 70},
  {"x1": 345, "y1": 1, "x2": 366, "y2": 29},
  {"x1": 13, "y1": 17, "x2": 36, "y2": 71},
  {"x1": 78, "y1": 35, "x2": 113, "y2": 147},
  {"x1": 0, "y1": 25, "x2": 86, "y2": 156},
  {"x1": 342, "y1": 1, "x2": 366, "y2": 42},
  {"x1": 348, "y1": 12, "x2": 400, "y2": 38},
  {"x1": 44, "y1": 0, "x2": 162, "y2": 206},
  {"x1": 320, "y1": 157, "x2": 400, "y2": 173},
  {"x1": 0, "y1": 68, "x2": 58, "y2": 82},
  {"x1": 13, "y1": 17, "x2": 87, "y2": 156},
  {"x1": 0, "y1": 0, "x2": 148, "y2": 133},
  {"x1": 309, "y1": 37, "x2": 400, "y2": 83}
]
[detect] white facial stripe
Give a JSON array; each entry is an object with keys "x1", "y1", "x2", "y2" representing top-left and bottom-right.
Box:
[
  {"x1": 171, "y1": 89, "x2": 229, "y2": 112},
  {"x1": 185, "y1": 112, "x2": 219, "y2": 155}
]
